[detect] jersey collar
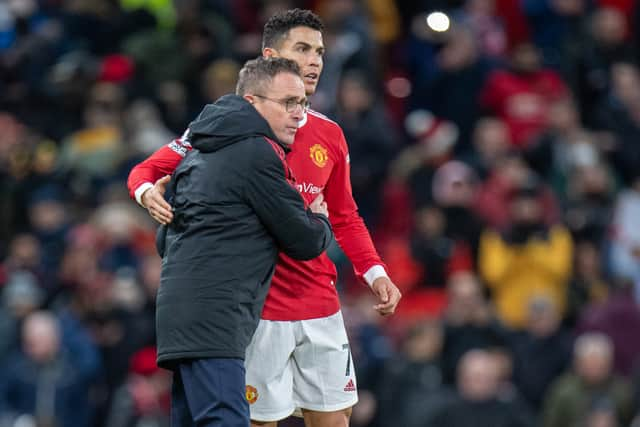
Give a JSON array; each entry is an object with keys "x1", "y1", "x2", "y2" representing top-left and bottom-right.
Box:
[{"x1": 298, "y1": 110, "x2": 308, "y2": 129}]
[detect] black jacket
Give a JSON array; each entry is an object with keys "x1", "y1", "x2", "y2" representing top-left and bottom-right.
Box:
[{"x1": 156, "y1": 95, "x2": 333, "y2": 367}]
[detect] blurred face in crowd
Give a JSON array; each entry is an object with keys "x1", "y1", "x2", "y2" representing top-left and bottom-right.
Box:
[
  {"x1": 203, "y1": 59, "x2": 241, "y2": 102},
  {"x1": 414, "y1": 206, "x2": 445, "y2": 239},
  {"x1": 510, "y1": 193, "x2": 542, "y2": 225},
  {"x1": 586, "y1": 408, "x2": 618, "y2": 427},
  {"x1": 248, "y1": 72, "x2": 306, "y2": 145},
  {"x1": 569, "y1": 164, "x2": 611, "y2": 201},
  {"x1": 437, "y1": 27, "x2": 477, "y2": 71},
  {"x1": 465, "y1": 0, "x2": 496, "y2": 15},
  {"x1": 473, "y1": 117, "x2": 510, "y2": 164},
  {"x1": 446, "y1": 272, "x2": 488, "y2": 324},
  {"x1": 457, "y1": 350, "x2": 500, "y2": 401},
  {"x1": 23, "y1": 312, "x2": 60, "y2": 364},
  {"x1": 264, "y1": 26, "x2": 325, "y2": 95},
  {"x1": 433, "y1": 161, "x2": 477, "y2": 208},
  {"x1": 338, "y1": 72, "x2": 373, "y2": 114},
  {"x1": 575, "y1": 241, "x2": 603, "y2": 279},
  {"x1": 610, "y1": 62, "x2": 640, "y2": 107},
  {"x1": 8, "y1": 0, "x2": 36, "y2": 17},
  {"x1": 84, "y1": 82, "x2": 124, "y2": 127},
  {"x1": 8, "y1": 234, "x2": 41, "y2": 269},
  {"x1": 494, "y1": 155, "x2": 529, "y2": 186},
  {"x1": 574, "y1": 335, "x2": 613, "y2": 385},
  {"x1": 552, "y1": 0, "x2": 585, "y2": 15},
  {"x1": 510, "y1": 43, "x2": 541, "y2": 73},
  {"x1": 527, "y1": 297, "x2": 560, "y2": 338},
  {"x1": 591, "y1": 7, "x2": 626, "y2": 46},
  {"x1": 403, "y1": 320, "x2": 443, "y2": 362},
  {"x1": 547, "y1": 98, "x2": 579, "y2": 132},
  {"x1": 29, "y1": 199, "x2": 66, "y2": 232}
]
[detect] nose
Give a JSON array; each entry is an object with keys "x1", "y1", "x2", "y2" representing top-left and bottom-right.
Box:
[
  {"x1": 307, "y1": 51, "x2": 321, "y2": 68},
  {"x1": 290, "y1": 105, "x2": 304, "y2": 121}
]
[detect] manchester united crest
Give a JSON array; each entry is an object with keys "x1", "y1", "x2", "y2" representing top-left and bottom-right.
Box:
[
  {"x1": 309, "y1": 144, "x2": 328, "y2": 168},
  {"x1": 246, "y1": 385, "x2": 258, "y2": 404}
]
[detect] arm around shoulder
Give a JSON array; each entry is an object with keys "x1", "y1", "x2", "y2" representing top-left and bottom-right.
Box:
[{"x1": 245, "y1": 139, "x2": 333, "y2": 260}]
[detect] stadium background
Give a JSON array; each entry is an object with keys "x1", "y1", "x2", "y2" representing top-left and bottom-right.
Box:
[{"x1": 1, "y1": 0, "x2": 640, "y2": 426}]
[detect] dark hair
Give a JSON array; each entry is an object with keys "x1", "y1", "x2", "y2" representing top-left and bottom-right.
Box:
[
  {"x1": 262, "y1": 8, "x2": 324, "y2": 50},
  {"x1": 235, "y1": 56, "x2": 301, "y2": 96}
]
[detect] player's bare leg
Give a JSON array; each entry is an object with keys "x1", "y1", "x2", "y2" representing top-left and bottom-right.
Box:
[{"x1": 301, "y1": 407, "x2": 352, "y2": 427}]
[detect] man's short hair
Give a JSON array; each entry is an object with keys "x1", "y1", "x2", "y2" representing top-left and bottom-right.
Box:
[
  {"x1": 262, "y1": 8, "x2": 324, "y2": 50},
  {"x1": 236, "y1": 57, "x2": 301, "y2": 96},
  {"x1": 574, "y1": 332, "x2": 613, "y2": 360}
]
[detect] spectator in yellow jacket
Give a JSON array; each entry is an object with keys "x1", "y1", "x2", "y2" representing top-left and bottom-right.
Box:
[{"x1": 479, "y1": 175, "x2": 573, "y2": 329}]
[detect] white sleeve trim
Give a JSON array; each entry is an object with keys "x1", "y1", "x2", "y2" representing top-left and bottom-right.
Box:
[
  {"x1": 363, "y1": 265, "x2": 389, "y2": 287},
  {"x1": 134, "y1": 182, "x2": 154, "y2": 207}
]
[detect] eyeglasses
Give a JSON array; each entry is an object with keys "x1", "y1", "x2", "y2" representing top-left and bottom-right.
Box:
[{"x1": 253, "y1": 94, "x2": 310, "y2": 113}]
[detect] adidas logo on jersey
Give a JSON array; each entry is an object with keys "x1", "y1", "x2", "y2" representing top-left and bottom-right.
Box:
[{"x1": 344, "y1": 379, "x2": 356, "y2": 392}]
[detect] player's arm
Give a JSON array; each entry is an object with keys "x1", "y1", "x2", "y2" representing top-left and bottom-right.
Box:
[
  {"x1": 323, "y1": 129, "x2": 401, "y2": 315},
  {"x1": 245, "y1": 140, "x2": 333, "y2": 260},
  {"x1": 127, "y1": 134, "x2": 191, "y2": 224}
]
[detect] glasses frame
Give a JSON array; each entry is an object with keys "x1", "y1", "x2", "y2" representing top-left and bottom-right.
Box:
[{"x1": 253, "y1": 94, "x2": 310, "y2": 113}]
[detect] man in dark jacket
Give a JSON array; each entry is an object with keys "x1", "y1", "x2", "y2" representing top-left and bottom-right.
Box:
[{"x1": 156, "y1": 57, "x2": 333, "y2": 427}]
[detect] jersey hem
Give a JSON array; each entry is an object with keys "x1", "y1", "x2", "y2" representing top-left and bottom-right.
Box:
[{"x1": 261, "y1": 305, "x2": 341, "y2": 321}]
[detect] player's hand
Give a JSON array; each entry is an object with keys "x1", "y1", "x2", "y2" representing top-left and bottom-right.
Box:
[
  {"x1": 309, "y1": 194, "x2": 329, "y2": 218},
  {"x1": 141, "y1": 175, "x2": 173, "y2": 225},
  {"x1": 371, "y1": 277, "x2": 402, "y2": 316}
]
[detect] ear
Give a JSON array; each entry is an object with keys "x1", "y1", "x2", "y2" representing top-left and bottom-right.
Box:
[
  {"x1": 243, "y1": 94, "x2": 255, "y2": 104},
  {"x1": 263, "y1": 47, "x2": 278, "y2": 58}
]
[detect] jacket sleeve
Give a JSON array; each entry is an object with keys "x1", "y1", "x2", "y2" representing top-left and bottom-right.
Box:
[
  {"x1": 478, "y1": 229, "x2": 514, "y2": 290},
  {"x1": 244, "y1": 139, "x2": 333, "y2": 260},
  {"x1": 323, "y1": 127, "x2": 388, "y2": 282},
  {"x1": 126, "y1": 134, "x2": 191, "y2": 204}
]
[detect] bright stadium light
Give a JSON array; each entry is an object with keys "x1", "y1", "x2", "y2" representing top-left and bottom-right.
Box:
[{"x1": 426, "y1": 11, "x2": 450, "y2": 33}]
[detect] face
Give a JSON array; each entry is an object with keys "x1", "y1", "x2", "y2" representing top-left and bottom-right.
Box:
[
  {"x1": 474, "y1": 118, "x2": 509, "y2": 158},
  {"x1": 511, "y1": 43, "x2": 540, "y2": 73},
  {"x1": 448, "y1": 273, "x2": 484, "y2": 316},
  {"x1": 264, "y1": 26, "x2": 325, "y2": 95},
  {"x1": 510, "y1": 196, "x2": 542, "y2": 224},
  {"x1": 23, "y1": 314, "x2": 60, "y2": 363},
  {"x1": 458, "y1": 351, "x2": 500, "y2": 401},
  {"x1": 404, "y1": 322, "x2": 443, "y2": 362},
  {"x1": 248, "y1": 72, "x2": 306, "y2": 145},
  {"x1": 576, "y1": 350, "x2": 612, "y2": 385}
]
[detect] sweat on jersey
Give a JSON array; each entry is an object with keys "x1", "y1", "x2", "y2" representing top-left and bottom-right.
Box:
[{"x1": 128, "y1": 108, "x2": 388, "y2": 321}]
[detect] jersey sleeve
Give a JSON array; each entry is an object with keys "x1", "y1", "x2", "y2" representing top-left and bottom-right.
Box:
[
  {"x1": 323, "y1": 126, "x2": 388, "y2": 283},
  {"x1": 127, "y1": 134, "x2": 192, "y2": 204}
]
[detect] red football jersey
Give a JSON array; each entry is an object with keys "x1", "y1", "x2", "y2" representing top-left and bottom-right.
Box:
[{"x1": 127, "y1": 110, "x2": 388, "y2": 320}]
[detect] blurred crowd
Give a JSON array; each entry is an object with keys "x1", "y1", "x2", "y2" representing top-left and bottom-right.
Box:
[{"x1": 2, "y1": 0, "x2": 640, "y2": 426}]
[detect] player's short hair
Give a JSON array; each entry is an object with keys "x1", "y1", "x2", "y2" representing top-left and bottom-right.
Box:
[
  {"x1": 236, "y1": 56, "x2": 301, "y2": 96},
  {"x1": 262, "y1": 9, "x2": 324, "y2": 50}
]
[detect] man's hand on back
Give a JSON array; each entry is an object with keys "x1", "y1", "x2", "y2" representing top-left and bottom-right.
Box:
[
  {"x1": 309, "y1": 194, "x2": 329, "y2": 218},
  {"x1": 141, "y1": 175, "x2": 174, "y2": 225}
]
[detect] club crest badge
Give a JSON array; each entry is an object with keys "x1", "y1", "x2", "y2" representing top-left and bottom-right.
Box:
[
  {"x1": 310, "y1": 144, "x2": 328, "y2": 168},
  {"x1": 246, "y1": 385, "x2": 258, "y2": 404}
]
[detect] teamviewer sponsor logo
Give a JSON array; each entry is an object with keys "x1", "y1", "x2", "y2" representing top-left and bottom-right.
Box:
[{"x1": 296, "y1": 182, "x2": 324, "y2": 194}]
